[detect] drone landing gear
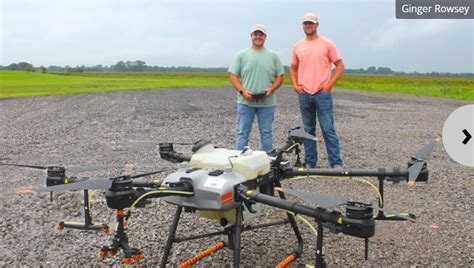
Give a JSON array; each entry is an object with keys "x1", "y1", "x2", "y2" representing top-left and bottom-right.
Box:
[
  {"x1": 160, "y1": 202, "x2": 304, "y2": 268},
  {"x1": 57, "y1": 190, "x2": 108, "y2": 231},
  {"x1": 99, "y1": 209, "x2": 144, "y2": 264},
  {"x1": 374, "y1": 174, "x2": 416, "y2": 222}
]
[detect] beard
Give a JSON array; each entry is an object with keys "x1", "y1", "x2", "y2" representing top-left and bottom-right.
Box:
[{"x1": 305, "y1": 29, "x2": 317, "y2": 36}]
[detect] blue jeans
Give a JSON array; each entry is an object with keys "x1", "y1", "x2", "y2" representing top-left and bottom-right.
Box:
[
  {"x1": 235, "y1": 104, "x2": 275, "y2": 152},
  {"x1": 298, "y1": 91, "x2": 342, "y2": 167}
]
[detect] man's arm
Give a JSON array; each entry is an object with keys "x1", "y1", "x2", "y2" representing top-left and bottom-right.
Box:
[
  {"x1": 230, "y1": 74, "x2": 252, "y2": 101},
  {"x1": 265, "y1": 76, "x2": 284, "y2": 97},
  {"x1": 321, "y1": 59, "x2": 345, "y2": 92},
  {"x1": 290, "y1": 64, "x2": 304, "y2": 94}
]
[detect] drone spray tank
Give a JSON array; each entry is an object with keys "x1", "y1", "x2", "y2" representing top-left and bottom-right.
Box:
[{"x1": 160, "y1": 140, "x2": 271, "y2": 225}]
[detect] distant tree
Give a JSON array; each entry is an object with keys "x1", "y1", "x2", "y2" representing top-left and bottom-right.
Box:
[
  {"x1": 112, "y1": 61, "x2": 127, "y2": 72},
  {"x1": 40, "y1": 65, "x2": 47, "y2": 73},
  {"x1": 9, "y1": 63, "x2": 19, "y2": 70},
  {"x1": 367, "y1": 66, "x2": 376, "y2": 73},
  {"x1": 48, "y1": 65, "x2": 64, "y2": 72},
  {"x1": 66, "y1": 66, "x2": 84, "y2": 72},
  {"x1": 376, "y1": 67, "x2": 392, "y2": 74}
]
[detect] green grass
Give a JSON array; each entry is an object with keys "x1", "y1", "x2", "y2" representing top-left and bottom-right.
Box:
[
  {"x1": 0, "y1": 71, "x2": 231, "y2": 98},
  {"x1": 332, "y1": 75, "x2": 474, "y2": 100},
  {"x1": 0, "y1": 70, "x2": 473, "y2": 100}
]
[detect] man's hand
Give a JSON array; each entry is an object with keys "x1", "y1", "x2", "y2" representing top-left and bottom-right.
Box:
[
  {"x1": 321, "y1": 81, "x2": 334, "y2": 93},
  {"x1": 242, "y1": 90, "x2": 253, "y2": 101},
  {"x1": 293, "y1": 85, "x2": 304, "y2": 95},
  {"x1": 264, "y1": 88, "x2": 272, "y2": 97}
]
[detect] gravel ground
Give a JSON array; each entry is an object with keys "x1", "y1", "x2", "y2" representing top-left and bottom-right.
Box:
[{"x1": 0, "y1": 87, "x2": 473, "y2": 266}]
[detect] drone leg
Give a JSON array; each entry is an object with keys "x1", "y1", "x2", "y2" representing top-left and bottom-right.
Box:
[
  {"x1": 274, "y1": 180, "x2": 304, "y2": 257},
  {"x1": 50, "y1": 192, "x2": 53, "y2": 202},
  {"x1": 160, "y1": 206, "x2": 183, "y2": 268},
  {"x1": 365, "y1": 238, "x2": 369, "y2": 261},
  {"x1": 375, "y1": 175, "x2": 386, "y2": 219},
  {"x1": 99, "y1": 210, "x2": 143, "y2": 263},
  {"x1": 232, "y1": 204, "x2": 244, "y2": 268},
  {"x1": 315, "y1": 222, "x2": 326, "y2": 268},
  {"x1": 83, "y1": 190, "x2": 92, "y2": 226}
]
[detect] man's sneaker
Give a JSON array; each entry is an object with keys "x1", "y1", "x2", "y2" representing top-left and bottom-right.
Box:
[
  {"x1": 332, "y1": 164, "x2": 344, "y2": 170},
  {"x1": 305, "y1": 163, "x2": 316, "y2": 168}
]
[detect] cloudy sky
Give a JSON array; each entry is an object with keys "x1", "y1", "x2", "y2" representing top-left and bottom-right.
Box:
[{"x1": 1, "y1": 0, "x2": 473, "y2": 72}]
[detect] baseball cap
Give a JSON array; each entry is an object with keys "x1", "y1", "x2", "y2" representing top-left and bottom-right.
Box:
[
  {"x1": 250, "y1": 24, "x2": 267, "y2": 34},
  {"x1": 302, "y1": 13, "x2": 318, "y2": 23}
]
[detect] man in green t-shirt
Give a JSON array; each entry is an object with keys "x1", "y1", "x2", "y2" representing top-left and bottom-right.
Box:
[{"x1": 228, "y1": 24, "x2": 285, "y2": 152}]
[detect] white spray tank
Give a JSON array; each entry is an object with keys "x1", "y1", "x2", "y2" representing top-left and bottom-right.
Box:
[
  {"x1": 189, "y1": 142, "x2": 271, "y2": 180},
  {"x1": 188, "y1": 141, "x2": 271, "y2": 223}
]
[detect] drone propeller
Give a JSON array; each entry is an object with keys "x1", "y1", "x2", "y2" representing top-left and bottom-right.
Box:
[
  {"x1": 407, "y1": 138, "x2": 439, "y2": 182},
  {"x1": 0, "y1": 163, "x2": 122, "y2": 174},
  {"x1": 377, "y1": 207, "x2": 439, "y2": 229},
  {"x1": 115, "y1": 139, "x2": 194, "y2": 148},
  {"x1": 288, "y1": 126, "x2": 320, "y2": 141},
  {"x1": 275, "y1": 187, "x2": 346, "y2": 209},
  {"x1": 34, "y1": 168, "x2": 175, "y2": 193},
  {"x1": 277, "y1": 187, "x2": 439, "y2": 229}
]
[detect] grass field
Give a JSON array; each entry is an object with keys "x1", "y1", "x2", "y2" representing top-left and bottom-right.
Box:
[{"x1": 0, "y1": 70, "x2": 472, "y2": 100}]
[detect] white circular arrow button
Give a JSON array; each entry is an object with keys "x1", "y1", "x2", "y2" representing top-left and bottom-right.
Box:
[{"x1": 442, "y1": 104, "x2": 474, "y2": 167}]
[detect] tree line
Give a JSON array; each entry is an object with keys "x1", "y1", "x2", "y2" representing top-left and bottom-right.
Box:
[{"x1": 1, "y1": 61, "x2": 472, "y2": 77}]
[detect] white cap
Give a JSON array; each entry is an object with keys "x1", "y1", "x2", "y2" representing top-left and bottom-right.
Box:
[
  {"x1": 250, "y1": 24, "x2": 267, "y2": 34},
  {"x1": 302, "y1": 13, "x2": 318, "y2": 23}
]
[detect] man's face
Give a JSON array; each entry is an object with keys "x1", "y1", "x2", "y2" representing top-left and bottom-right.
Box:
[
  {"x1": 303, "y1": 21, "x2": 318, "y2": 35},
  {"x1": 251, "y1": 31, "x2": 266, "y2": 46}
]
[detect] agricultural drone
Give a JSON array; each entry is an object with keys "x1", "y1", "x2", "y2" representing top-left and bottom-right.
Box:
[{"x1": 3, "y1": 127, "x2": 438, "y2": 267}]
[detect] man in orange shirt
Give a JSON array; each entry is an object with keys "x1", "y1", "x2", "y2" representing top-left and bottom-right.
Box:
[{"x1": 290, "y1": 13, "x2": 345, "y2": 169}]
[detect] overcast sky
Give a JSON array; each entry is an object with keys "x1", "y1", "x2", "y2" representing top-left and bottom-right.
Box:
[{"x1": 1, "y1": 0, "x2": 473, "y2": 72}]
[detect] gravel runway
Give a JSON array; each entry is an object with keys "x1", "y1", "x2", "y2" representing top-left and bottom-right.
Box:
[{"x1": 0, "y1": 87, "x2": 473, "y2": 266}]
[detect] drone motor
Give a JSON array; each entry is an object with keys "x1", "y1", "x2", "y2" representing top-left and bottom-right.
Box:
[
  {"x1": 46, "y1": 166, "x2": 67, "y2": 186},
  {"x1": 342, "y1": 202, "x2": 375, "y2": 239},
  {"x1": 105, "y1": 177, "x2": 136, "y2": 210}
]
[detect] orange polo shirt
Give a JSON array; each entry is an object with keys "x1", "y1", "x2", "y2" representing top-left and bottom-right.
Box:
[{"x1": 291, "y1": 36, "x2": 342, "y2": 95}]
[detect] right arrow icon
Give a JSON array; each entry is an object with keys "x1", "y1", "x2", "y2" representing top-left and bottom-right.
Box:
[{"x1": 462, "y1": 129, "x2": 472, "y2": 145}]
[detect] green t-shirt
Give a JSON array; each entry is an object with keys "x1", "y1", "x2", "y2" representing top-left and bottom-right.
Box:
[{"x1": 228, "y1": 48, "x2": 285, "y2": 107}]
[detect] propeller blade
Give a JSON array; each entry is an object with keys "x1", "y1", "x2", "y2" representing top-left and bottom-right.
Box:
[
  {"x1": 36, "y1": 169, "x2": 175, "y2": 192},
  {"x1": 408, "y1": 161, "x2": 425, "y2": 181},
  {"x1": 65, "y1": 165, "x2": 122, "y2": 174},
  {"x1": 123, "y1": 140, "x2": 161, "y2": 148},
  {"x1": 378, "y1": 207, "x2": 439, "y2": 229},
  {"x1": 129, "y1": 168, "x2": 176, "y2": 179},
  {"x1": 289, "y1": 128, "x2": 318, "y2": 141},
  {"x1": 35, "y1": 179, "x2": 113, "y2": 192},
  {"x1": 277, "y1": 187, "x2": 348, "y2": 208},
  {"x1": 0, "y1": 163, "x2": 47, "y2": 170},
  {"x1": 412, "y1": 140, "x2": 437, "y2": 161},
  {"x1": 119, "y1": 140, "x2": 194, "y2": 148}
]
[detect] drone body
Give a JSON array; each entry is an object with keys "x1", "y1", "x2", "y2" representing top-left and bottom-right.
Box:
[{"x1": 162, "y1": 141, "x2": 271, "y2": 224}]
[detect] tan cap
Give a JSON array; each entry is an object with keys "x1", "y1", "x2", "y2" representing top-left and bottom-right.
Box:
[
  {"x1": 250, "y1": 24, "x2": 267, "y2": 34},
  {"x1": 302, "y1": 13, "x2": 318, "y2": 23}
]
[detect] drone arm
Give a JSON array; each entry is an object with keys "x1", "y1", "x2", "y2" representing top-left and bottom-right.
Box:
[
  {"x1": 282, "y1": 167, "x2": 428, "y2": 182},
  {"x1": 131, "y1": 178, "x2": 162, "y2": 188},
  {"x1": 238, "y1": 186, "x2": 376, "y2": 240},
  {"x1": 237, "y1": 186, "x2": 341, "y2": 224},
  {"x1": 134, "y1": 182, "x2": 194, "y2": 201},
  {"x1": 128, "y1": 183, "x2": 194, "y2": 210}
]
